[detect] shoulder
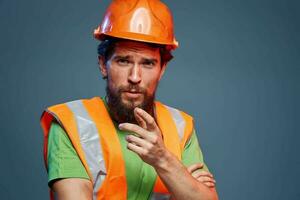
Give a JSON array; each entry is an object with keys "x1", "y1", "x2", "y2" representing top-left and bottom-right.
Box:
[
  {"x1": 43, "y1": 97, "x2": 105, "y2": 119},
  {"x1": 156, "y1": 101, "x2": 195, "y2": 147},
  {"x1": 41, "y1": 97, "x2": 103, "y2": 134},
  {"x1": 46, "y1": 97, "x2": 102, "y2": 110},
  {"x1": 48, "y1": 121, "x2": 73, "y2": 148},
  {"x1": 156, "y1": 101, "x2": 194, "y2": 122}
]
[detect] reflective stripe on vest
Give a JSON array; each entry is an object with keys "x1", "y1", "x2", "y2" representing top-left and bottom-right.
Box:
[
  {"x1": 82, "y1": 98, "x2": 127, "y2": 199},
  {"x1": 41, "y1": 103, "x2": 95, "y2": 200},
  {"x1": 151, "y1": 102, "x2": 194, "y2": 199},
  {"x1": 165, "y1": 105, "x2": 185, "y2": 141},
  {"x1": 41, "y1": 97, "x2": 194, "y2": 200},
  {"x1": 66, "y1": 100, "x2": 106, "y2": 198}
]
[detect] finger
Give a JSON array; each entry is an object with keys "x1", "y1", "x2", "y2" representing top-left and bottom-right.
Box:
[
  {"x1": 127, "y1": 142, "x2": 146, "y2": 156},
  {"x1": 201, "y1": 181, "x2": 215, "y2": 188},
  {"x1": 134, "y1": 111, "x2": 147, "y2": 129},
  {"x1": 134, "y1": 107, "x2": 159, "y2": 132},
  {"x1": 187, "y1": 163, "x2": 204, "y2": 173},
  {"x1": 126, "y1": 135, "x2": 151, "y2": 149},
  {"x1": 195, "y1": 176, "x2": 216, "y2": 183},
  {"x1": 196, "y1": 177, "x2": 216, "y2": 188},
  {"x1": 119, "y1": 123, "x2": 149, "y2": 139},
  {"x1": 192, "y1": 170, "x2": 214, "y2": 178}
]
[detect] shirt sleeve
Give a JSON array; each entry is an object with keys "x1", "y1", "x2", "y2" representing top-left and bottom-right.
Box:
[
  {"x1": 47, "y1": 121, "x2": 90, "y2": 186},
  {"x1": 181, "y1": 129, "x2": 210, "y2": 172}
]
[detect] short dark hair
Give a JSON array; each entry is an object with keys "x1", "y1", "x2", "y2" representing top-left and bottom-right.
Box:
[{"x1": 97, "y1": 37, "x2": 173, "y2": 66}]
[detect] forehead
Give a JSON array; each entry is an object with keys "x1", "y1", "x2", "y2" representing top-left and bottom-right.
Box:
[{"x1": 113, "y1": 40, "x2": 160, "y2": 57}]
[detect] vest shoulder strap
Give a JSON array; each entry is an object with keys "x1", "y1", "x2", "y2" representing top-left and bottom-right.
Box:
[
  {"x1": 158, "y1": 103, "x2": 194, "y2": 150},
  {"x1": 153, "y1": 101, "x2": 194, "y2": 195},
  {"x1": 40, "y1": 97, "x2": 127, "y2": 199}
]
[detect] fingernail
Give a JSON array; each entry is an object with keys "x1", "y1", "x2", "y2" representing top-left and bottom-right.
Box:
[
  {"x1": 135, "y1": 107, "x2": 142, "y2": 113},
  {"x1": 119, "y1": 124, "x2": 124, "y2": 129}
]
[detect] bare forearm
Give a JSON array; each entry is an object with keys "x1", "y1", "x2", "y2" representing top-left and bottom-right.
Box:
[
  {"x1": 52, "y1": 178, "x2": 93, "y2": 200},
  {"x1": 155, "y1": 151, "x2": 218, "y2": 200},
  {"x1": 120, "y1": 108, "x2": 218, "y2": 199}
]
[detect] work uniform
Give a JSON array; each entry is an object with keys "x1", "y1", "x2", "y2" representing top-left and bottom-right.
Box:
[{"x1": 41, "y1": 97, "x2": 209, "y2": 199}]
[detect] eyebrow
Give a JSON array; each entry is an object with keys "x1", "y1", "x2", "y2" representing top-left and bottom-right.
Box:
[
  {"x1": 112, "y1": 55, "x2": 158, "y2": 64},
  {"x1": 141, "y1": 58, "x2": 158, "y2": 64},
  {"x1": 112, "y1": 55, "x2": 131, "y2": 60}
]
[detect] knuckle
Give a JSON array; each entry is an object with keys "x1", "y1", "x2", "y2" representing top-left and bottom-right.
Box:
[
  {"x1": 131, "y1": 124, "x2": 137, "y2": 131},
  {"x1": 125, "y1": 123, "x2": 132, "y2": 129},
  {"x1": 148, "y1": 143, "x2": 154, "y2": 150},
  {"x1": 141, "y1": 149, "x2": 149, "y2": 157},
  {"x1": 206, "y1": 177, "x2": 212, "y2": 182},
  {"x1": 148, "y1": 118, "x2": 155, "y2": 125},
  {"x1": 152, "y1": 136, "x2": 158, "y2": 144},
  {"x1": 197, "y1": 177, "x2": 204, "y2": 182}
]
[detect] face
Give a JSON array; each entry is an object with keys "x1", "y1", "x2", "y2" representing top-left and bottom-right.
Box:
[{"x1": 100, "y1": 40, "x2": 166, "y2": 122}]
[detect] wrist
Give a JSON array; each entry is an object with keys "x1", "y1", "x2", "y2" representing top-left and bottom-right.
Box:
[{"x1": 154, "y1": 150, "x2": 174, "y2": 172}]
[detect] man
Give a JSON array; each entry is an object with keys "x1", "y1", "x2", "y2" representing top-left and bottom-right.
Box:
[{"x1": 40, "y1": 0, "x2": 218, "y2": 199}]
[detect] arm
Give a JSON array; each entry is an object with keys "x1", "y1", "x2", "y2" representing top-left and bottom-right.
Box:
[
  {"x1": 187, "y1": 163, "x2": 216, "y2": 188},
  {"x1": 155, "y1": 150, "x2": 218, "y2": 200},
  {"x1": 47, "y1": 122, "x2": 93, "y2": 200},
  {"x1": 182, "y1": 130, "x2": 216, "y2": 189},
  {"x1": 52, "y1": 178, "x2": 93, "y2": 200},
  {"x1": 119, "y1": 108, "x2": 218, "y2": 200}
]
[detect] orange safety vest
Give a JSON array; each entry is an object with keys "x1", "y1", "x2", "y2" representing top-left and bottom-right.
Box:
[{"x1": 40, "y1": 97, "x2": 194, "y2": 200}]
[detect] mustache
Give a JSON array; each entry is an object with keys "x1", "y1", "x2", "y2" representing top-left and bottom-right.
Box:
[{"x1": 118, "y1": 85, "x2": 146, "y2": 93}]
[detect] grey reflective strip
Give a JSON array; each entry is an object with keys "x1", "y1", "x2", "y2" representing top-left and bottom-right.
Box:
[
  {"x1": 151, "y1": 192, "x2": 171, "y2": 200},
  {"x1": 166, "y1": 106, "x2": 185, "y2": 140},
  {"x1": 66, "y1": 100, "x2": 106, "y2": 199}
]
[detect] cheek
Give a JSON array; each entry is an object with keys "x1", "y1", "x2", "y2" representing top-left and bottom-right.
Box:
[
  {"x1": 144, "y1": 72, "x2": 161, "y2": 94},
  {"x1": 108, "y1": 67, "x2": 128, "y2": 86}
]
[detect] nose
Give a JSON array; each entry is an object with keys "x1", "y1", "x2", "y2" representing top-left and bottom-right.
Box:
[{"x1": 128, "y1": 64, "x2": 141, "y2": 84}]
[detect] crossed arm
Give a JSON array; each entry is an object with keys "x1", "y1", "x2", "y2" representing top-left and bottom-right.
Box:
[{"x1": 119, "y1": 107, "x2": 218, "y2": 200}]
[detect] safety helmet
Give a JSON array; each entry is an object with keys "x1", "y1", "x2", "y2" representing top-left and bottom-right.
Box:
[{"x1": 94, "y1": 0, "x2": 178, "y2": 50}]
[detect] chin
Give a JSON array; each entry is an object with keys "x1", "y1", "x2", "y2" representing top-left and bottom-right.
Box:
[
  {"x1": 122, "y1": 96, "x2": 144, "y2": 106},
  {"x1": 122, "y1": 99, "x2": 143, "y2": 109}
]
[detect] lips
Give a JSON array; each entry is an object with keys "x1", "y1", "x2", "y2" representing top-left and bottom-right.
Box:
[{"x1": 123, "y1": 91, "x2": 143, "y2": 98}]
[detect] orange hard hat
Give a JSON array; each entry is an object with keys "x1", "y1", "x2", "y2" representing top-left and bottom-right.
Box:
[{"x1": 94, "y1": 0, "x2": 178, "y2": 49}]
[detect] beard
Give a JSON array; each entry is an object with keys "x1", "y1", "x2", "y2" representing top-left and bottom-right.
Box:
[{"x1": 106, "y1": 83, "x2": 155, "y2": 124}]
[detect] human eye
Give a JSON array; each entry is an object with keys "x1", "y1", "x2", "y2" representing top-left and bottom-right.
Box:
[
  {"x1": 116, "y1": 58, "x2": 130, "y2": 66},
  {"x1": 142, "y1": 60, "x2": 156, "y2": 68}
]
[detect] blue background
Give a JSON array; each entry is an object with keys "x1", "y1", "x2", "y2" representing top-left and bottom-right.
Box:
[{"x1": 0, "y1": 0, "x2": 299, "y2": 199}]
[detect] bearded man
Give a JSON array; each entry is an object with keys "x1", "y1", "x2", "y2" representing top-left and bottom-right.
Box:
[{"x1": 40, "y1": 0, "x2": 218, "y2": 199}]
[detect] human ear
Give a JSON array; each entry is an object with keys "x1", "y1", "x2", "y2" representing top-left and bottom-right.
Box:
[
  {"x1": 158, "y1": 63, "x2": 167, "y2": 81},
  {"x1": 98, "y1": 56, "x2": 108, "y2": 78}
]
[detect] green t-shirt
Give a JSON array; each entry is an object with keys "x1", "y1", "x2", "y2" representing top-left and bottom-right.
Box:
[{"x1": 47, "y1": 109, "x2": 208, "y2": 199}]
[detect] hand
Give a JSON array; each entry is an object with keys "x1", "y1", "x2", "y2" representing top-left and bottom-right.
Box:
[
  {"x1": 187, "y1": 163, "x2": 216, "y2": 188},
  {"x1": 118, "y1": 107, "x2": 168, "y2": 167}
]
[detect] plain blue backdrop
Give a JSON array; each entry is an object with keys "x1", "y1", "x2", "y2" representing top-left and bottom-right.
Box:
[{"x1": 0, "y1": 0, "x2": 299, "y2": 199}]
